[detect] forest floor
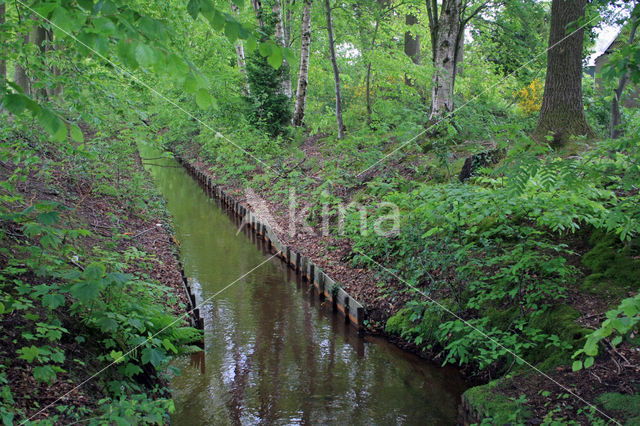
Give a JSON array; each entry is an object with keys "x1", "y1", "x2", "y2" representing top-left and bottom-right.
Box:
[
  {"x1": 176, "y1": 135, "x2": 640, "y2": 425},
  {"x1": 0, "y1": 127, "x2": 191, "y2": 422}
]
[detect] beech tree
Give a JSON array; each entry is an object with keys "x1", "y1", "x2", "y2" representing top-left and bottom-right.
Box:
[
  {"x1": 534, "y1": 0, "x2": 595, "y2": 144},
  {"x1": 292, "y1": 0, "x2": 313, "y2": 126}
]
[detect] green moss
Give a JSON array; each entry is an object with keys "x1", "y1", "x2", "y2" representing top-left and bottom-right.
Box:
[
  {"x1": 528, "y1": 305, "x2": 590, "y2": 370},
  {"x1": 463, "y1": 380, "x2": 532, "y2": 424},
  {"x1": 595, "y1": 393, "x2": 640, "y2": 425},
  {"x1": 385, "y1": 306, "x2": 442, "y2": 344},
  {"x1": 581, "y1": 231, "x2": 640, "y2": 299},
  {"x1": 486, "y1": 306, "x2": 520, "y2": 329},
  {"x1": 385, "y1": 308, "x2": 412, "y2": 335}
]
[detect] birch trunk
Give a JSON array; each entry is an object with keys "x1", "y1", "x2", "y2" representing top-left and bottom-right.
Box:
[
  {"x1": 273, "y1": 0, "x2": 292, "y2": 97},
  {"x1": 231, "y1": 2, "x2": 250, "y2": 95},
  {"x1": 324, "y1": 0, "x2": 344, "y2": 139},
  {"x1": 292, "y1": 0, "x2": 313, "y2": 127}
]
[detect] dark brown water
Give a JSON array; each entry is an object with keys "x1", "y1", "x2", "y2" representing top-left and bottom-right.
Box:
[{"x1": 140, "y1": 142, "x2": 466, "y2": 425}]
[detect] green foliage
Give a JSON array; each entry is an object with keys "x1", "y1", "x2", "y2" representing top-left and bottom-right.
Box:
[
  {"x1": 0, "y1": 83, "x2": 200, "y2": 421},
  {"x1": 581, "y1": 230, "x2": 640, "y2": 298},
  {"x1": 244, "y1": 1, "x2": 292, "y2": 138},
  {"x1": 595, "y1": 393, "x2": 640, "y2": 425},
  {"x1": 463, "y1": 380, "x2": 532, "y2": 424},
  {"x1": 572, "y1": 294, "x2": 640, "y2": 371}
]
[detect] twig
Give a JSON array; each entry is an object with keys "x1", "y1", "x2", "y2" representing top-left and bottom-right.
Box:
[{"x1": 132, "y1": 228, "x2": 155, "y2": 238}]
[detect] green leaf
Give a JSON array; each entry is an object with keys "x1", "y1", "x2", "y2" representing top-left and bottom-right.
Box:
[
  {"x1": 70, "y1": 281, "x2": 101, "y2": 302},
  {"x1": 258, "y1": 41, "x2": 272, "y2": 57},
  {"x1": 195, "y1": 89, "x2": 211, "y2": 109},
  {"x1": 33, "y1": 365, "x2": 59, "y2": 384},
  {"x1": 93, "y1": 35, "x2": 110, "y2": 56},
  {"x1": 167, "y1": 53, "x2": 189, "y2": 77},
  {"x1": 231, "y1": 0, "x2": 244, "y2": 8},
  {"x1": 18, "y1": 346, "x2": 40, "y2": 363},
  {"x1": 268, "y1": 46, "x2": 283, "y2": 69},
  {"x1": 78, "y1": 0, "x2": 94, "y2": 11},
  {"x1": 284, "y1": 47, "x2": 295, "y2": 64},
  {"x1": 162, "y1": 338, "x2": 178, "y2": 354},
  {"x1": 184, "y1": 73, "x2": 198, "y2": 94},
  {"x1": 134, "y1": 42, "x2": 155, "y2": 68},
  {"x1": 123, "y1": 363, "x2": 143, "y2": 377},
  {"x1": 611, "y1": 335, "x2": 622, "y2": 347},
  {"x1": 37, "y1": 109, "x2": 64, "y2": 139},
  {"x1": 110, "y1": 350, "x2": 124, "y2": 363},
  {"x1": 37, "y1": 211, "x2": 59, "y2": 225},
  {"x1": 42, "y1": 293, "x2": 65, "y2": 309},
  {"x1": 97, "y1": 316, "x2": 118, "y2": 333},
  {"x1": 52, "y1": 8, "x2": 74, "y2": 38},
  {"x1": 70, "y1": 124, "x2": 84, "y2": 142},
  {"x1": 208, "y1": 10, "x2": 226, "y2": 31},
  {"x1": 84, "y1": 262, "x2": 106, "y2": 280},
  {"x1": 246, "y1": 35, "x2": 257, "y2": 53},
  {"x1": 141, "y1": 347, "x2": 165, "y2": 367},
  {"x1": 187, "y1": 0, "x2": 201, "y2": 19},
  {"x1": 572, "y1": 360, "x2": 582, "y2": 371},
  {"x1": 583, "y1": 356, "x2": 594, "y2": 369},
  {"x1": 2, "y1": 94, "x2": 26, "y2": 115},
  {"x1": 224, "y1": 20, "x2": 240, "y2": 42},
  {"x1": 92, "y1": 17, "x2": 116, "y2": 36}
]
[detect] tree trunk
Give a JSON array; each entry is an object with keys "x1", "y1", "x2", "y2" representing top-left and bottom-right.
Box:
[
  {"x1": 251, "y1": 0, "x2": 264, "y2": 26},
  {"x1": 534, "y1": 0, "x2": 595, "y2": 145},
  {"x1": 14, "y1": 33, "x2": 30, "y2": 95},
  {"x1": 324, "y1": 0, "x2": 344, "y2": 139},
  {"x1": 404, "y1": 13, "x2": 420, "y2": 65},
  {"x1": 292, "y1": 0, "x2": 313, "y2": 127},
  {"x1": 428, "y1": 0, "x2": 461, "y2": 123},
  {"x1": 273, "y1": 0, "x2": 292, "y2": 97},
  {"x1": 610, "y1": 8, "x2": 638, "y2": 139},
  {"x1": 231, "y1": 2, "x2": 250, "y2": 95},
  {"x1": 284, "y1": 0, "x2": 292, "y2": 48},
  {"x1": 404, "y1": 13, "x2": 420, "y2": 85},
  {"x1": 31, "y1": 25, "x2": 48, "y2": 100},
  {"x1": 455, "y1": 30, "x2": 463, "y2": 75}
]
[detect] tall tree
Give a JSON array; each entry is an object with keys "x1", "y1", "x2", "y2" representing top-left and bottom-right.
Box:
[
  {"x1": 14, "y1": 35, "x2": 30, "y2": 95},
  {"x1": 404, "y1": 12, "x2": 421, "y2": 69},
  {"x1": 231, "y1": 2, "x2": 250, "y2": 94},
  {"x1": 427, "y1": 0, "x2": 462, "y2": 123},
  {"x1": 534, "y1": 0, "x2": 595, "y2": 144},
  {"x1": 246, "y1": 0, "x2": 292, "y2": 136},
  {"x1": 426, "y1": 0, "x2": 489, "y2": 124},
  {"x1": 292, "y1": 0, "x2": 313, "y2": 126},
  {"x1": 273, "y1": 0, "x2": 292, "y2": 97},
  {"x1": 324, "y1": 0, "x2": 345, "y2": 139},
  {"x1": 610, "y1": 5, "x2": 639, "y2": 139}
]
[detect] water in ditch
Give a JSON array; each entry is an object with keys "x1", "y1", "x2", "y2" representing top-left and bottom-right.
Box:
[{"x1": 139, "y1": 142, "x2": 466, "y2": 425}]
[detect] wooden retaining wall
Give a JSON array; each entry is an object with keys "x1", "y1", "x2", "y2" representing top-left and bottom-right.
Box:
[
  {"x1": 170, "y1": 240, "x2": 205, "y2": 348},
  {"x1": 175, "y1": 155, "x2": 365, "y2": 328}
]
